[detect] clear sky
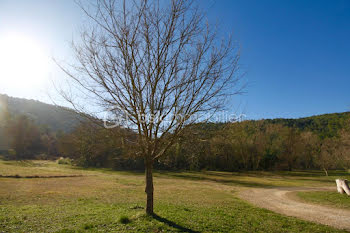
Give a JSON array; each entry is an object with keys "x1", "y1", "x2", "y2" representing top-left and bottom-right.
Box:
[{"x1": 0, "y1": 0, "x2": 349, "y2": 119}]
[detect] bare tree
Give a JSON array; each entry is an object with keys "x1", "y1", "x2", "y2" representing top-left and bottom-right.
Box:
[
  {"x1": 57, "y1": 0, "x2": 242, "y2": 215},
  {"x1": 316, "y1": 137, "x2": 340, "y2": 176}
]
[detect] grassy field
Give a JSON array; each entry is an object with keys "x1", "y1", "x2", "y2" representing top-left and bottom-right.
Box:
[
  {"x1": 0, "y1": 160, "x2": 349, "y2": 233},
  {"x1": 297, "y1": 191, "x2": 350, "y2": 209}
]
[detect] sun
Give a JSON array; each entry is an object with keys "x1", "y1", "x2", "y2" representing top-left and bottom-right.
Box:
[{"x1": 0, "y1": 33, "x2": 49, "y2": 91}]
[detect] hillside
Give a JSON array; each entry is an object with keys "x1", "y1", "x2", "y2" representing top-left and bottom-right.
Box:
[
  {"x1": 189, "y1": 111, "x2": 350, "y2": 139},
  {"x1": 265, "y1": 112, "x2": 350, "y2": 138},
  {"x1": 0, "y1": 94, "x2": 81, "y2": 132},
  {"x1": 0, "y1": 94, "x2": 82, "y2": 150},
  {"x1": 1, "y1": 93, "x2": 348, "y2": 137}
]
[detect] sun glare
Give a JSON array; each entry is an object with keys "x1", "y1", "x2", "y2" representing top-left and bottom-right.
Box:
[{"x1": 0, "y1": 33, "x2": 49, "y2": 90}]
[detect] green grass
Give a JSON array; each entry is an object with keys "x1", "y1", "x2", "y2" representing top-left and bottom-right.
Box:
[
  {"x1": 297, "y1": 191, "x2": 350, "y2": 209},
  {"x1": 0, "y1": 160, "x2": 348, "y2": 232}
]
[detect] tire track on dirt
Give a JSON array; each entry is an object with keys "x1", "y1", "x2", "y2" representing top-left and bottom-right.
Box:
[{"x1": 238, "y1": 187, "x2": 350, "y2": 231}]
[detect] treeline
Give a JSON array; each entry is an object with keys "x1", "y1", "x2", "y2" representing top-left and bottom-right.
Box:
[
  {"x1": 160, "y1": 120, "x2": 350, "y2": 174},
  {"x1": 58, "y1": 122, "x2": 141, "y2": 168},
  {"x1": 56, "y1": 113, "x2": 350, "y2": 175},
  {"x1": 2, "y1": 114, "x2": 60, "y2": 159},
  {"x1": 2, "y1": 110, "x2": 350, "y2": 175}
]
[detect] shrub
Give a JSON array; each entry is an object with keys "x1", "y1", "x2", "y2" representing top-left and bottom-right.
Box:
[
  {"x1": 35, "y1": 153, "x2": 49, "y2": 160},
  {"x1": 57, "y1": 157, "x2": 72, "y2": 165},
  {"x1": 82, "y1": 223, "x2": 94, "y2": 230},
  {"x1": 119, "y1": 215, "x2": 130, "y2": 224}
]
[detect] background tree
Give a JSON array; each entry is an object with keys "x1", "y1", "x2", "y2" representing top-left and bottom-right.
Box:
[
  {"x1": 298, "y1": 131, "x2": 320, "y2": 169},
  {"x1": 58, "y1": 121, "x2": 139, "y2": 169},
  {"x1": 57, "y1": 0, "x2": 242, "y2": 215},
  {"x1": 316, "y1": 137, "x2": 339, "y2": 176},
  {"x1": 7, "y1": 115, "x2": 42, "y2": 159},
  {"x1": 279, "y1": 127, "x2": 302, "y2": 171}
]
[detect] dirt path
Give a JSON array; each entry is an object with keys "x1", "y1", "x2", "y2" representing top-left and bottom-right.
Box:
[{"x1": 238, "y1": 187, "x2": 350, "y2": 231}]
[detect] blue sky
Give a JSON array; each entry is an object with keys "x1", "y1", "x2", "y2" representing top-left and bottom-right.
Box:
[
  {"x1": 0, "y1": 0, "x2": 349, "y2": 119},
  {"x1": 206, "y1": 0, "x2": 350, "y2": 119}
]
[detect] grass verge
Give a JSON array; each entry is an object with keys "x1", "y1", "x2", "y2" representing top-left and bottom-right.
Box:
[{"x1": 297, "y1": 191, "x2": 350, "y2": 209}]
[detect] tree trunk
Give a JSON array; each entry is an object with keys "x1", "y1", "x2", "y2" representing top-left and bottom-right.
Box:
[
  {"x1": 287, "y1": 161, "x2": 292, "y2": 171},
  {"x1": 145, "y1": 160, "x2": 154, "y2": 215},
  {"x1": 336, "y1": 179, "x2": 350, "y2": 196},
  {"x1": 323, "y1": 167, "x2": 328, "y2": 176}
]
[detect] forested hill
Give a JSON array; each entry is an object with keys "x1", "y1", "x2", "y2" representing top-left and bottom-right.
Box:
[
  {"x1": 188, "y1": 111, "x2": 350, "y2": 140},
  {"x1": 0, "y1": 93, "x2": 348, "y2": 136},
  {"x1": 0, "y1": 94, "x2": 80, "y2": 133},
  {"x1": 265, "y1": 112, "x2": 350, "y2": 138}
]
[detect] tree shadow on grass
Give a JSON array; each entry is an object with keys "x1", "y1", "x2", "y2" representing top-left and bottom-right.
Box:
[
  {"x1": 152, "y1": 213, "x2": 200, "y2": 233},
  {"x1": 156, "y1": 170, "x2": 349, "y2": 188},
  {"x1": 157, "y1": 172, "x2": 276, "y2": 188}
]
